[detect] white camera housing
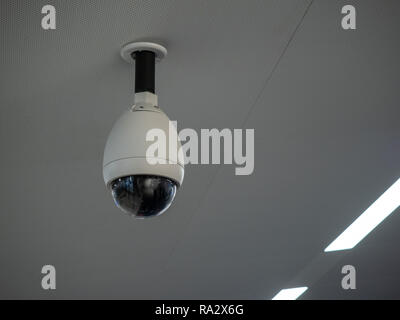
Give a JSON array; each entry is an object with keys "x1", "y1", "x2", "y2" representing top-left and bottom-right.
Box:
[
  {"x1": 103, "y1": 41, "x2": 183, "y2": 218},
  {"x1": 103, "y1": 92, "x2": 184, "y2": 188}
]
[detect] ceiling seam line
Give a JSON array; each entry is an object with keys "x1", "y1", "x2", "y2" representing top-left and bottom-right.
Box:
[{"x1": 241, "y1": 0, "x2": 314, "y2": 127}]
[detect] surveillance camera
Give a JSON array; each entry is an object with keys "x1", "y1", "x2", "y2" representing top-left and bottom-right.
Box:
[
  {"x1": 103, "y1": 42, "x2": 184, "y2": 218},
  {"x1": 103, "y1": 92, "x2": 184, "y2": 218}
]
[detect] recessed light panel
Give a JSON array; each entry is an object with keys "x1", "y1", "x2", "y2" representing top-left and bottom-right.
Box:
[
  {"x1": 272, "y1": 287, "x2": 308, "y2": 300},
  {"x1": 325, "y1": 178, "x2": 400, "y2": 252}
]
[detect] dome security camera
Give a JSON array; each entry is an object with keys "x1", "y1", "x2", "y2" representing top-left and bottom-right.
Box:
[{"x1": 103, "y1": 42, "x2": 184, "y2": 218}]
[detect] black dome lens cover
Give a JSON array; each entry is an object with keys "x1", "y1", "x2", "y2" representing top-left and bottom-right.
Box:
[{"x1": 110, "y1": 175, "x2": 177, "y2": 218}]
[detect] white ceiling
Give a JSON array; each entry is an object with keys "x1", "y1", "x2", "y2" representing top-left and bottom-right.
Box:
[{"x1": 0, "y1": 0, "x2": 400, "y2": 299}]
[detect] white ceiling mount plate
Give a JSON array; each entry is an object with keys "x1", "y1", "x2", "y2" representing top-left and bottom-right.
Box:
[{"x1": 120, "y1": 41, "x2": 167, "y2": 64}]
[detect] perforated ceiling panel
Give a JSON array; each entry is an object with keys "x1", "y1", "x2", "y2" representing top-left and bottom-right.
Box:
[{"x1": 1, "y1": 0, "x2": 400, "y2": 299}]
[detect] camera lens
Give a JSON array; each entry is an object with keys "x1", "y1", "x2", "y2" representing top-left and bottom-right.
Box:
[{"x1": 110, "y1": 175, "x2": 177, "y2": 218}]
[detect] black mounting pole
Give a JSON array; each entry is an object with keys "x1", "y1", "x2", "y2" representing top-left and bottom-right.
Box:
[{"x1": 132, "y1": 50, "x2": 155, "y2": 94}]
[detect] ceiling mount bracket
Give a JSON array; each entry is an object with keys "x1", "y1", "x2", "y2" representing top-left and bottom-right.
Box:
[{"x1": 120, "y1": 41, "x2": 167, "y2": 64}]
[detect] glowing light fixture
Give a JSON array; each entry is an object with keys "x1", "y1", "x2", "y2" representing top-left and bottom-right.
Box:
[
  {"x1": 272, "y1": 287, "x2": 308, "y2": 300},
  {"x1": 325, "y1": 177, "x2": 400, "y2": 252}
]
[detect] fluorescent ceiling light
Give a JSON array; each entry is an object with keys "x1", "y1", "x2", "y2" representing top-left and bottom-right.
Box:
[
  {"x1": 325, "y1": 177, "x2": 400, "y2": 252},
  {"x1": 272, "y1": 287, "x2": 308, "y2": 300}
]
